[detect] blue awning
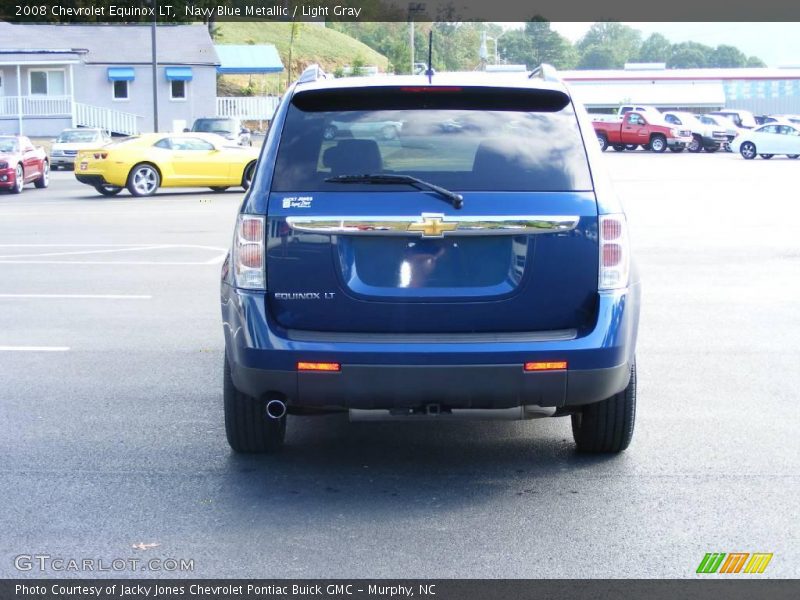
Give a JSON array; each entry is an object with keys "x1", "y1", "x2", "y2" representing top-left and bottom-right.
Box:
[
  {"x1": 107, "y1": 67, "x2": 135, "y2": 81},
  {"x1": 165, "y1": 67, "x2": 193, "y2": 81},
  {"x1": 215, "y1": 44, "x2": 284, "y2": 74}
]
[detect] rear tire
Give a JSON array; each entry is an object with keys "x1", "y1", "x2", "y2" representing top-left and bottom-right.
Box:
[
  {"x1": 597, "y1": 134, "x2": 608, "y2": 152},
  {"x1": 210, "y1": 186, "x2": 229, "y2": 192},
  {"x1": 95, "y1": 184, "x2": 123, "y2": 196},
  {"x1": 625, "y1": 144, "x2": 638, "y2": 151},
  {"x1": 704, "y1": 145, "x2": 719, "y2": 153},
  {"x1": 688, "y1": 135, "x2": 702, "y2": 153},
  {"x1": 571, "y1": 361, "x2": 636, "y2": 454},
  {"x1": 127, "y1": 163, "x2": 160, "y2": 197},
  {"x1": 34, "y1": 160, "x2": 49, "y2": 188},
  {"x1": 760, "y1": 154, "x2": 774, "y2": 159},
  {"x1": 788, "y1": 154, "x2": 799, "y2": 159},
  {"x1": 612, "y1": 144, "x2": 625, "y2": 152},
  {"x1": 669, "y1": 146, "x2": 684, "y2": 153},
  {"x1": 224, "y1": 357, "x2": 286, "y2": 453},
  {"x1": 241, "y1": 161, "x2": 256, "y2": 190}
]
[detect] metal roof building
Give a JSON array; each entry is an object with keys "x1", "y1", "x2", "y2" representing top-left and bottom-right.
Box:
[{"x1": 561, "y1": 66, "x2": 800, "y2": 114}]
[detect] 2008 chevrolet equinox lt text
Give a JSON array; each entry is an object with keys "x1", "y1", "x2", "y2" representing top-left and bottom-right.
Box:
[{"x1": 220, "y1": 64, "x2": 641, "y2": 454}]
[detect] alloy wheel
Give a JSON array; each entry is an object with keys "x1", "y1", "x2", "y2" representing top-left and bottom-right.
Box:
[{"x1": 132, "y1": 166, "x2": 158, "y2": 195}]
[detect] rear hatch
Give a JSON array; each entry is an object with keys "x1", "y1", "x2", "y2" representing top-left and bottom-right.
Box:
[{"x1": 265, "y1": 85, "x2": 598, "y2": 334}]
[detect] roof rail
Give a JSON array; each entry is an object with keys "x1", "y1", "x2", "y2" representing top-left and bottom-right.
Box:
[
  {"x1": 529, "y1": 63, "x2": 560, "y2": 82},
  {"x1": 297, "y1": 64, "x2": 327, "y2": 84}
]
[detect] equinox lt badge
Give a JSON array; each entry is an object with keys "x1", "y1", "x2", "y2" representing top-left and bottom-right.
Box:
[{"x1": 274, "y1": 292, "x2": 335, "y2": 300}]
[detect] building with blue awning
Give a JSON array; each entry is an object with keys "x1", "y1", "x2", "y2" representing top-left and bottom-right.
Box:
[
  {"x1": 0, "y1": 22, "x2": 220, "y2": 136},
  {"x1": 215, "y1": 45, "x2": 284, "y2": 75}
]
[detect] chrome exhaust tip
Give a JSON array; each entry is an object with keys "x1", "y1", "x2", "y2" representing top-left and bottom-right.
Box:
[{"x1": 265, "y1": 399, "x2": 287, "y2": 419}]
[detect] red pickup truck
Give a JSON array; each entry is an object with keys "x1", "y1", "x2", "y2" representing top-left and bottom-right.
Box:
[{"x1": 593, "y1": 112, "x2": 693, "y2": 153}]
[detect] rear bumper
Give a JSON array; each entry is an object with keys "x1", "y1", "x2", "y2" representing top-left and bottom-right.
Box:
[
  {"x1": 75, "y1": 174, "x2": 109, "y2": 187},
  {"x1": 222, "y1": 284, "x2": 640, "y2": 410}
]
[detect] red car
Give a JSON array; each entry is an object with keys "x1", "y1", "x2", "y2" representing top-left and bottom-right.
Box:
[
  {"x1": 593, "y1": 112, "x2": 693, "y2": 153},
  {"x1": 0, "y1": 135, "x2": 49, "y2": 194}
]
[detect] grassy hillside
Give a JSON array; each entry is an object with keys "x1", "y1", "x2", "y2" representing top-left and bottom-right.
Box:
[{"x1": 214, "y1": 22, "x2": 388, "y2": 95}]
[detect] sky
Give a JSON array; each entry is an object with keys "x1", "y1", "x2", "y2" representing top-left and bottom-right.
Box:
[{"x1": 537, "y1": 22, "x2": 800, "y2": 67}]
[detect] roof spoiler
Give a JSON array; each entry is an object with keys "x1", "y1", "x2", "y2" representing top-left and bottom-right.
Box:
[
  {"x1": 529, "y1": 63, "x2": 560, "y2": 82},
  {"x1": 297, "y1": 64, "x2": 327, "y2": 84}
]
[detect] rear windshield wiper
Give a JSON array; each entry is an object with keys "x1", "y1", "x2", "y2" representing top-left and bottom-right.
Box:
[{"x1": 325, "y1": 174, "x2": 464, "y2": 209}]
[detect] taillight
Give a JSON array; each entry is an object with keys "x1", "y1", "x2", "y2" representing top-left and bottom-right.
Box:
[
  {"x1": 598, "y1": 214, "x2": 630, "y2": 290},
  {"x1": 233, "y1": 214, "x2": 265, "y2": 289},
  {"x1": 93, "y1": 152, "x2": 108, "y2": 160}
]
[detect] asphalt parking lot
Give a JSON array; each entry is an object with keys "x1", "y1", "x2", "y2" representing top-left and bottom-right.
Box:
[{"x1": 1, "y1": 152, "x2": 798, "y2": 578}]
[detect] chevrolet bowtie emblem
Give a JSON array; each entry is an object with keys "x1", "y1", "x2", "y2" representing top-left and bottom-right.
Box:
[{"x1": 407, "y1": 214, "x2": 458, "y2": 238}]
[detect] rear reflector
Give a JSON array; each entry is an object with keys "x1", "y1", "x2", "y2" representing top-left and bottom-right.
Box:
[
  {"x1": 297, "y1": 362, "x2": 341, "y2": 372},
  {"x1": 524, "y1": 361, "x2": 567, "y2": 371}
]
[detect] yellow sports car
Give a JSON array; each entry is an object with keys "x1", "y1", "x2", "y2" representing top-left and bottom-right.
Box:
[{"x1": 75, "y1": 133, "x2": 259, "y2": 197}]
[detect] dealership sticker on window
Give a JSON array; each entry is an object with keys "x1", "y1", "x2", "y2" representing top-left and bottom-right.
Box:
[{"x1": 282, "y1": 196, "x2": 313, "y2": 209}]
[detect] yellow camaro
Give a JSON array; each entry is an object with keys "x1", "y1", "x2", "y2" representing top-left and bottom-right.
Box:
[{"x1": 75, "y1": 133, "x2": 259, "y2": 197}]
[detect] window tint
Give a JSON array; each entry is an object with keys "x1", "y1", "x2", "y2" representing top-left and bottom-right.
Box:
[
  {"x1": 273, "y1": 102, "x2": 592, "y2": 192},
  {"x1": 153, "y1": 138, "x2": 172, "y2": 149},
  {"x1": 759, "y1": 125, "x2": 779, "y2": 134},
  {"x1": 0, "y1": 138, "x2": 18, "y2": 153},
  {"x1": 172, "y1": 137, "x2": 214, "y2": 151}
]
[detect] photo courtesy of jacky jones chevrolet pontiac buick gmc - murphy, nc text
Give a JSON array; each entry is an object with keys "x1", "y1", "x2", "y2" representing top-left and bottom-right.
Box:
[{"x1": 220, "y1": 65, "x2": 641, "y2": 454}]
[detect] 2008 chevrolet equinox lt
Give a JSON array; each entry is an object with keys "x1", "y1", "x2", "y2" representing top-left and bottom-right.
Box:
[{"x1": 220, "y1": 64, "x2": 641, "y2": 454}]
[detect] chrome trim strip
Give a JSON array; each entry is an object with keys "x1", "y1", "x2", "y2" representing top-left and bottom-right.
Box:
[
  {"x1": 285, "y1": 328, "x2": 578, "y2": 343},
  {"x1": 286, "y1": 213, "x2": 580, "y2": 237}
]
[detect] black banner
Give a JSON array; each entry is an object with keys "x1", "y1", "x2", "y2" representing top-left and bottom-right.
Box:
[
  {"x1": 3, "y1": 580, "x2": 800, "y2": 600},
  {"x1": 2, "y1": 0, "x2": 800, "y2": 22}
]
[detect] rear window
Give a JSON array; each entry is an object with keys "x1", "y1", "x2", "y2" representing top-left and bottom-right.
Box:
[
  {"x1": 192, "y1": 119, "x2": 236, "y2": 134},
  {"x1": 271, "y1": 87, "x2": 593, "y2": 192}
]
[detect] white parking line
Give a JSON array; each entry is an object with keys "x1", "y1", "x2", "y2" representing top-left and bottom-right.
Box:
[
  {"x1": 0, "y1": 294, "x2": 151, "y2": 299},
  {"x1": 0, "y1": 244, "x2": 227, "y2": 265},
  {"x1": 0, "y1": 346, "x2": 70, "y2": 352}
]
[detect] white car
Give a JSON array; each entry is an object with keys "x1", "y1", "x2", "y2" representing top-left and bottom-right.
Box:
[
  {"x1": 731, "y1": 122, "x2": 800, "y2": 160},
  {"x1": 51, "y1": 128, "x2": 112, "y2": 170}
]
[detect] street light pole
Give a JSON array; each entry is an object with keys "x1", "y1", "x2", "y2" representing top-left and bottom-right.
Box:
[{"x1": 151, "y1": 0, "x2": 159, "y2": 132}]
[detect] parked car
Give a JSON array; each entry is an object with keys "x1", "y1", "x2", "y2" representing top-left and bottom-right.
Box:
[
  {"x1": 731, "y1": 122, "x2": 800, "y2": 159},
  {"x1": 0, "y1": 135, "x2": 49, "y2": 194},
  {"x1": 708, "y1": 109, "x2": 758, "y2": 129},
  {"x1": 220, "y1": 64, "x2": 642, "y2": 454},
  {"x1": 699, "y1": 114, "x2": 742, "y2": 151},
  {"x1": 50, "y1": 128, "x2": 112, "y2": 170},
  {"x1": 188, "y1": 117, "x2": 252, "y2": 146},
  {"x1": 74, "y1": 133, "x2": 259, "y2": 196},
  {"x1": 662, "y1": 111, "x2": 728, "y2": 153},
  {"x1": 593, "y1": 111, "x2": 692, "y2": 152},
  {"x1": 323, "y1": 118, "x2": 403, "y2": 140}
]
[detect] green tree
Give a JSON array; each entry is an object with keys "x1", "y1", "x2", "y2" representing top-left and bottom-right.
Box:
[
  {"x1": 638, "y1": 33, "x2": 672, "y2": 63},
  {"x1": 746, "y1": 55, "x2": 767, "y2": 67},
  {"x1": 711, "y1": 45, "x2": 747, "y2": 68},
  {"x1": 522, "y1": 18, "x2": 578, "y2": 69},
  {"x1": 576, "y1": 22, "x2": 641, "y2": 69},
  {"x1": 668, "y1": 41, "x2": 713, "y2": 68}
]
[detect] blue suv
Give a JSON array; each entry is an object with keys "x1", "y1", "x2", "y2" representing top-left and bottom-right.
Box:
[{"x1": 221, "y1": 65, "x2": 641, "y2": 454}]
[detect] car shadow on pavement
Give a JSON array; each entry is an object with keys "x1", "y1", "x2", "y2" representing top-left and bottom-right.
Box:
[{"x1": 217, "y1": 413, "x2": 623, "y2": 516}]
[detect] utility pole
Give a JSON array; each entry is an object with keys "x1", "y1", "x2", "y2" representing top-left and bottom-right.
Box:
[
  {"x1": 409, "y1": 21, "x2": 415, "y2": 75},
  {"x1": 150, "y1": 0, "x2": 159, "y2": 132},
  {"x1": 408, "y1": 3, "x2": 425, "y2": 74}
]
